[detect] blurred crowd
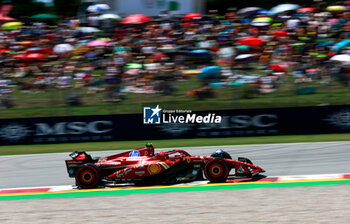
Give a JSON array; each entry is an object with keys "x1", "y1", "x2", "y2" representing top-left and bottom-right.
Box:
[{"x1": 2, "y1": 2, "x2": 350, "y2": 108}]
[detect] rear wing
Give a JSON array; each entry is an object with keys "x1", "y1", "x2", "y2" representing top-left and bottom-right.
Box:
[
  {"x1": 69, "y1": 151, "x2": 92, "y2": 160},
  {"x1": 65, "y1": 151, "x2": 93, "y2": 178}
]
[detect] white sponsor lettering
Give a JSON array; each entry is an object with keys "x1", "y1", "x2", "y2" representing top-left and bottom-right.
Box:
[
  {"x1": 230, "y1": 114, "x2": 277, "y2": 128},
  {"x1": 35, "y1": 121, "x2": 112, "y2": 136}
]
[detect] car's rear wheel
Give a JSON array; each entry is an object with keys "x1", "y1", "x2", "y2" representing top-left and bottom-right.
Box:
[
  {"x1": 75, "y1": 164, "x2": 100, "y2": 189},
  {"x1": 204, "y1": 158, "x2": 229, "y2": 183}
]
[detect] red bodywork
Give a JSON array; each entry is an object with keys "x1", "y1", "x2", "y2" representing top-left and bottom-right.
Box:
[{"x1": 66, "y1": 146, "x2": 265, "y2": 188}]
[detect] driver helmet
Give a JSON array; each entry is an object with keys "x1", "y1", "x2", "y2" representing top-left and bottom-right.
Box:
[
  {"x1": 211, "y1": 149, "x2": 232, "y2": 159},
  {"x1": 215, "y1": 149, "x2": 224, "y2": 154},
  {"x1": 146, "y1": 143, "x2": 154, "y2": 156}
]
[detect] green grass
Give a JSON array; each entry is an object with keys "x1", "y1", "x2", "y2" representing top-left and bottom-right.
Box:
[
  {"x1": 2, "y1": 74, "x2": 350, "y2": 118},
  {"x1": 1, "y1": 133, "x2": 350, "y2": 156},
  {"x1": 2, "y1": 179, "x2": 350, "y2": 200}
]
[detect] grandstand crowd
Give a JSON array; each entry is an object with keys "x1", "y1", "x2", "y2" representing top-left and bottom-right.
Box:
[{"x1": 1, "y1": 2, "x2": 350, "y2": 107}]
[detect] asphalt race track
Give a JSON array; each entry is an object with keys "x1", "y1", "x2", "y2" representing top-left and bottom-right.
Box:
[{"x1": 0, "y1": 142, "x2": 350, "y2": 189}]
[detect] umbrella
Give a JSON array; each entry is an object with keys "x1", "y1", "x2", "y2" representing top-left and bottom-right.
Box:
[
  {"x1": 268, "y1": 4, "x2": 300, "y2": 16},
  {"x1": 183, "y1": 13, "x2": 202, "y2": 20},
  {"x1": 25, "y1": 48, "x2": 42, "y2": 53},
  {"x1": 256, "y1": 10, "x2": 270, "y2": 15},
  {"x1": 20, "y1": 41, "x2": 33, "y2": 46},
  {"x1": 0, "y1": 49, "x2": 10, "y2": 54},
  {"x1": 290, "y1": 42, "x2": 306, "y2": 46},
  {"x1": 84, "y1": 51, "x2": 100, "y2": 58},
  {"x1": 235, "y1": 54, "x2": 254, "y2": 60},
  {"x1": 316, "y1": 41, "x2": 334, "y2": 48},
  {"x1": 330, "y1": 54, "x2": 350, "y2": 64},
  {"x1": 199, "y1": 66, "x2": 221, "y2": 78},
  {"x1": 13, "y1": 54, "x2": 28, "y2": 61},
  {"x1": 187, "y1": 49, "x2": 213, "y2": 62},
  {"x1": 306, "y1": 69, "x2": 317, "y2": 74},
  {"x1": 218, "y1": 47, "x2": 236, "y2": 57},
  {"x1": 0, "y1": 15, "x2": 15, "y2": 21},
  {"x1": 41, "y1": 48, "x2": 53, "y2": 55},
  {"x1": 125, "y1": 69, "x2": 140, "y2": 75},
  {"x1": 182, "y1": 69, "x2": 201, "y2": 75},
  {"x1": 251, "y1": 21, "x2": 270, "y2": 27},
  {"x1": 97, "y1": 38, "x2": 111, "y2": 41},
  {"x1": 26, "y1": 53, "x2": 46, "y2": 60},
  {"x1": 2, "y1": 21, "x2": 22, "y2": 30},
  {"x1": 252, "y1": 17, "x2": 273, "y2": 22},
  {"x1": 125, "y1": 63, "x2": 143, "y2": 69},
  {"x1": 43, "y1": 34, "x2": 56, "y2": 39},
  {"x1": 331, "y1": 40, "x2": 350, "y2": 52},
  {"x1": 87, "y1": 40, "x2": 110, "y2": 47},
  {"x1": 30, "y1": 13, "x2": 58, "y2": 19},
  {"x1": 53, "y1": 44, "x2": 74, "y2": 54},
  {"x1": 239, "y1": 18, "x2": 251, "y2": 24},
  {"x1": 121, "y1": 14, "x2": 152, "y2": 24},
  {"x1": 235, "y1": 45, "x2": 250, "y2": 51},
  {"x1": 297, "y1": 8, "x2": 315, "y2": 13},
  {"x1": 87, "y1": 4, "x2": 110, "y2": 12},
  {"x1": 237, "y1": 7, "x2": 262, "y2": 15},
  {"x1": 273, "y1": 30, "x2": 288, "y2": 37},
  {"x1": 153, "y1": 53, "x2": 167, "y2": 59},
  {"x1": 188, "y1": 49, "x2": 212, "y2": 54},
  {"x1": 251, "y1": 17, "x2": 273, "y2": 26},
  {"x1": 237, "y1": 36, "x2": 265, "y2": 46},
  {"x1": 268, "y1": 64, "x2": 287, "y2": 72},
  {"x1": 98, "y1": 13, "x2": 121, "y2": 20},
  {"x1": 326, "y1": 6, "x2": 346, "y2": 11},
  {"x1": 76, "y1": 27, "x2": 101, "y2": 33}
]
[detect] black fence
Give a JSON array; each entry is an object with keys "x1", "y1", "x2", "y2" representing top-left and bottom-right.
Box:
[{"x1": 1, "y1": 105, "x2": 350, "y2": 145}]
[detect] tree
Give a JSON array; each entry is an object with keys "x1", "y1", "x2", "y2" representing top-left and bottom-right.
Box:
[
  {"x1": 206, "y1": 0, "x2": 343, "y2": 13},
  {"x1": 9, "y1": 0, "x2": 50, "y2": 18},
  {"x1": 53, "y1": 0, "x2": 81, "y2": 17}
]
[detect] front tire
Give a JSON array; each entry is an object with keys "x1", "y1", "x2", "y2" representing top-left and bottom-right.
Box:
[
  {"x1": 204, "y1": 158, "x2": 229, "y2": 183},
  {"x1": 75, "y1": 164, "x2": 101, "y2": 189}
]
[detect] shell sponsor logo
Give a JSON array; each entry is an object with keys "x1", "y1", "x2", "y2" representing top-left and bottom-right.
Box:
[{"x1": 148, "y1": 164, "x2": 161, "y2": 175}]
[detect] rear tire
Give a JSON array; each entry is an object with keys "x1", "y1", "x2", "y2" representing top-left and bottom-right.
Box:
[
  {"x1": 75, "y1": 164, "x2": 101, "y2": 189},
  {"x1": 204, "y1": 158, "x2": 229, "y2": 183}
]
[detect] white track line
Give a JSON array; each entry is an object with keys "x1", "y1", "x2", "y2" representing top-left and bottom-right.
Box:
[{"x1": 1, "y1": 173, "x2": 349, "y2": 194}]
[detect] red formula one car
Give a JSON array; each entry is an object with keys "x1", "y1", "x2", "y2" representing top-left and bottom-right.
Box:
[{"x1": 65, "y1": 144, "x2": 265, "y2": 189}]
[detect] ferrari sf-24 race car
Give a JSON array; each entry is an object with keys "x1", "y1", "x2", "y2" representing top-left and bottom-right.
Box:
[{"x1": 65, "y1": 144, "x2": 265, "y2": 189}]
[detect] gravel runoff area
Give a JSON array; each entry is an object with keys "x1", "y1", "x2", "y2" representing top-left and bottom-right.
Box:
[{"x1": 1, "y1": 185, "x2": 350, "y2": 224}]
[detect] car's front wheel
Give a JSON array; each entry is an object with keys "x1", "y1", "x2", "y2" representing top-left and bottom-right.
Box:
[{"x1": 204, "y1": 158, "x2": 229, "y2": 183}]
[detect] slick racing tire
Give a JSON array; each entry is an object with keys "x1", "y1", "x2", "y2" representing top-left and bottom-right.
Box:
[
  {"x1": 75, "y1": 163, "x2": 101, "y2": 189},
  {"x1": 204, "y1": 158, "x2": 229, "y2": 183}
]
